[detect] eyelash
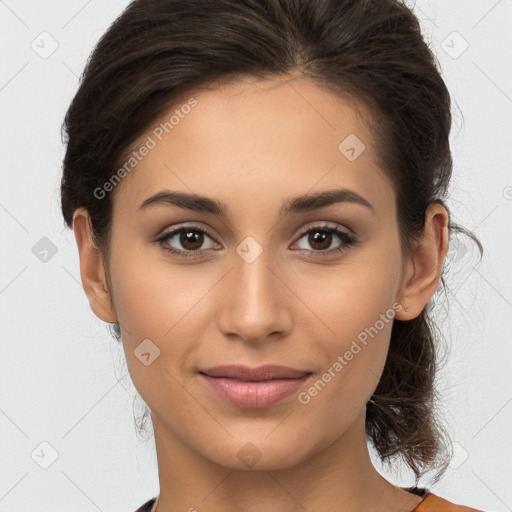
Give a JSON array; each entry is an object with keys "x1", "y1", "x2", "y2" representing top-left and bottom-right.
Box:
[{"x1": 156, "y1": 224, "x2": 358, "y2": 259}]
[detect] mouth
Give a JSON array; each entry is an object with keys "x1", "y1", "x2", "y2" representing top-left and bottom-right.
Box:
[
  {"x1": 199, "y1": 364, "x2": 312, "y2": 381},
  {"x1": 198, "y1": 364, "x2": 313, "y2": 408}
]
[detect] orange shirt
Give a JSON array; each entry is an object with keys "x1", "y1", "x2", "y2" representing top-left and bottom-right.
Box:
[
  {"x1": 413, "y1": 492, "x2": 483, "y2": 511},
  {"x1": 134, "y1": 492, "x2": 484, "y2": 511}
]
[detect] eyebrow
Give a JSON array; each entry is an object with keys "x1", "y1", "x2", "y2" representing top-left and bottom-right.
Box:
[{"x1": 138, "y1": 188, "x2": 376, "y2": 216}]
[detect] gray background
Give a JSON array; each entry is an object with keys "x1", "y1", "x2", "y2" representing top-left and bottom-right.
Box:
[{"x1": 0, "y1": 0, "x2": 511, "y2": 510}]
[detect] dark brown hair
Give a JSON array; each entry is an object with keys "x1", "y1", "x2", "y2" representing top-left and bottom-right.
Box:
[{"x1": 60, "y1": 0, "x2": 482, "y2": 485}]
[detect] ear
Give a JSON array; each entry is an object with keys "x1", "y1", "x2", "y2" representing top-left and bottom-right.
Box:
[
  {"x1": 395, "y1": 202, "x2": 449, "y2": 321},
  {"x1": 72, "y1": 208, "x2": 118, "y2": 323}
]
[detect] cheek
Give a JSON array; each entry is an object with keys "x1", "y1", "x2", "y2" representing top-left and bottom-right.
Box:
[
  {"x1": 308, "y1": 260, "x2": 400, "y2": 348},
  {"x1": 325, "y1": 296, "x2": 394, "y2": 381},
  {"x1": 108, "y1": 262, "x2": 202, "y2": 415},
  {"x1": 108, "y1": 243, "x2": 211, "y2": 342},
  {"x1": 302, "y1": 245, "x2": 402, "y2": 405}
]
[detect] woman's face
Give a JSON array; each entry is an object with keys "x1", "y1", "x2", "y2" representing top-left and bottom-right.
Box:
[{"x1": 102, "y1": 76, "x2": 410, "y2": 469}]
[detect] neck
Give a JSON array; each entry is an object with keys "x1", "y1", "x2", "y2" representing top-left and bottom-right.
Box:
[{"x1": 150, "y1": 409, "x2": 423, "y2": 512}]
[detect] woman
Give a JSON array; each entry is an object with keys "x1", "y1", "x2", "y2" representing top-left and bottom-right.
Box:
[{"x1": 60, "y1": 0, "x2": 484, "y2": 510}]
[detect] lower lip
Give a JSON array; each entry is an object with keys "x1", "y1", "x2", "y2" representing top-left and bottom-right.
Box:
[{"x1": 199, "y1": 373, "x2": 312, "y2": 409}]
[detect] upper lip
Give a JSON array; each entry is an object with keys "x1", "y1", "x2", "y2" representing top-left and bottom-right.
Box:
[{"x1": 198, "y1": 364, "x2": 312, "y2": 381}]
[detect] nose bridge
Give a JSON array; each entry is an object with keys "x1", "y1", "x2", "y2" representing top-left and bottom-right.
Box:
[{"x1": 233, "y1": 236, "x2": 279, "y2": 314}]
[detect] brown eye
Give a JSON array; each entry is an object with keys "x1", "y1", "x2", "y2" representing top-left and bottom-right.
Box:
[
  {"x1": 179, "y1": 230, "x2": 204, "y2": 251},
  {"x1": 293, "y1": 225, "x2": 357, "y2": 257},
  {"x1": 157, "y1": 225, "x2": 219, "y2": 257},
  {"x1": 308, "y1": 230, "x2": 333, "y2": 251}
]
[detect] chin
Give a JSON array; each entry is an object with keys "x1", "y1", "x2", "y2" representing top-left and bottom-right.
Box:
[{"x1": 202, "y1": 435, "x2": 315, "y2": 472}]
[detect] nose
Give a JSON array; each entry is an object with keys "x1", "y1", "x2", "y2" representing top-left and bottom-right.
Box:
[{"x1": 217, "y1": 244, "x2": 293, "y2": 345}]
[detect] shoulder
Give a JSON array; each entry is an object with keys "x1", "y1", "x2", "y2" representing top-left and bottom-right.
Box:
[
  {"x1": 415, "y1": 492, "x2": 485, "y2": 512},
  {"x1": 133, "y1": 496, "x2": 157, "y2": 512}
]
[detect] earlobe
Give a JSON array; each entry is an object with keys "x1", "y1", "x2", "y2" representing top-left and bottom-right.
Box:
[
  {"x1": 72, "y1": 208, "x2": 118, "y2": 323},
  {"x1": 395, "y1": 202, "x2": 449, "y2": 321}
]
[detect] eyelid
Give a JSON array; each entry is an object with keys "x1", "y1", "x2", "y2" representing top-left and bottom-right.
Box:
[
  {"x1": 294, "y1": 221, "x2": 354, "y2": 239},
  {"x1": 156, "y1": 222, "x2": 218, "y2": 241}
]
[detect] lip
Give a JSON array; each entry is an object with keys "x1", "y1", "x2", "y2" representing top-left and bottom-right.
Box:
[
  {"x1": 198, "y1": 365, "x2": 313, "y2": 409},
  {"x1": 199, "y1": 364, "x2": 311, "y2": 381}
]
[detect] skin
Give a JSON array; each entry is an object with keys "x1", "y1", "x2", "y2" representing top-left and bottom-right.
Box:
[{"x1": 73, "y1": 75, "x2": 449, "y2": 512}]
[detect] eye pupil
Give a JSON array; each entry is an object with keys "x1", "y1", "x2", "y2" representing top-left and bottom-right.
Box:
[
  {"x1": 181, "y1": 230, "x2": 203, "y2": 250},
  {"x1": 309, "y1": 230, "x2": 331, "y2": 250}
]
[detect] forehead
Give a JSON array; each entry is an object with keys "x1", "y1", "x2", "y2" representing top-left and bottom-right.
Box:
[{"x1": 111, "y1": 76, "x2": 394, "y2": 217}]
